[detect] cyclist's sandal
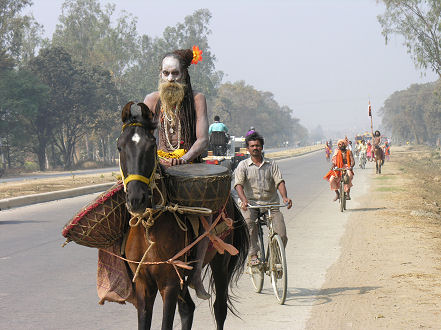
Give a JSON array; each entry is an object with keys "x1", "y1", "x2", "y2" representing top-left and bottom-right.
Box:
[{"x1": 249, "y1": 255, "x2": 259, "y2": 266}]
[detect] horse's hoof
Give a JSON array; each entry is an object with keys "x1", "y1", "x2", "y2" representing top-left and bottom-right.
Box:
[{"x1": 196, "y1": 290, "x2": 211, "y2": 300}]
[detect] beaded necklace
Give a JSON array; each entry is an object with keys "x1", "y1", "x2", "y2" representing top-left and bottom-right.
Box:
[{"x1": 160, "y1": 107, "x2": 181, "y2": 151}]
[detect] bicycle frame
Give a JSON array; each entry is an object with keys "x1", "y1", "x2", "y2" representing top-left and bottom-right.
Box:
[
  {"x1": 247, "y1": 203, "x2": 288, "y2": 304},
  {"x1": 248, "y1": 204, "x2": 286, "y2": 268},
  {"x1": 333, "y1": 168, "x2": 348, "y2": 212}
]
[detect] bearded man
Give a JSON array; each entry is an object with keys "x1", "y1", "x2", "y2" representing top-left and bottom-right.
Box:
[
  {"x1": 144, "y1": 49, "x2": 210, "y2": 300},
  {"x1": 144, "y1": 49, "x2": 208, "y2": 167},
  {"x1": 324, "y1": 139, "x2": 355, "y2": 201}
]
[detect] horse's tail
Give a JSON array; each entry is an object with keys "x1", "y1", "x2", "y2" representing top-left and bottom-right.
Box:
[{"x1": 224, "y1": 201, "x2": 249, "y2": 315}]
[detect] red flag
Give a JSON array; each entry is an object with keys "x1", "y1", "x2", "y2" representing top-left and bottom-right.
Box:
[{"x1": 368, "y1": 101, "x2": 372, "y2": 117}]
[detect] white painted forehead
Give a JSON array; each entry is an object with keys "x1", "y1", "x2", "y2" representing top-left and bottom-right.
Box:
[{"x1": 162, "y1": 57, "x2": 181, "y2": 71}]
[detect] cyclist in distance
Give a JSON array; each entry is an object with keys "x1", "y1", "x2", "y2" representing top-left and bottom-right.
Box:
[
  {"x1": 234, "y1": 132, "x2": 292, "y2": 266},
  {"x1": 324, "y1": 139, "x2": 355, "y2": 201}
]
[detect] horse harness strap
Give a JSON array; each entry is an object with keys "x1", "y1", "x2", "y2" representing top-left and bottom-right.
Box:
[{"x1": 121, "y1": 122, "x2": 143, "y2": 131}]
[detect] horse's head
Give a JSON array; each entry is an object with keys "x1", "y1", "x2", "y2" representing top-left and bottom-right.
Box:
[{"x1": 118, "y1": 101, "x2": 157, "y2": 215}]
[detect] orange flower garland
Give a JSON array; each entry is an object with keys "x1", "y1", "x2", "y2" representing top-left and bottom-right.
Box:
[{"x1": 191, "y1": 45, "x2": 203, "y2": 64}]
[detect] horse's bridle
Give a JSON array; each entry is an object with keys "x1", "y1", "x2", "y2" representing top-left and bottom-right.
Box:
[{"x1": 119, "y1": 122, "x2": 158, "y2": 192}]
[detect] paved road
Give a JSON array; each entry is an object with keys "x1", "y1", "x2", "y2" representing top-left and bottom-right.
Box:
[
  {"x1": 0, "y1": 151, "x2": 368, "y2": 329},
  {"x1": 0, "y1": 167, "x2": 119, "y2": 183},
  {"x1": 0, "y1": 146, "x2": 300, "y2": 183}
]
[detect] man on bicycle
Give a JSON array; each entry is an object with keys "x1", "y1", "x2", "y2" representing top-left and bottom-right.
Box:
[
  {"x1": 358, "y1": 139, "x2": 367, "y2": 167},
  {"x1": 324, "y1": 139, "x2": 355, "y2": 201},
  {"x1": 234, "y1": 132, "x2": 292, "y2": 266}
]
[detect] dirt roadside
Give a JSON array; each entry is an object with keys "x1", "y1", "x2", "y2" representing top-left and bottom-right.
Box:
[
  {"x1": 307, "y1": 145, "x2": 441, "y2": 329},
  {"x1": 0, "y1": 172, "x2": 117, "y2": 199}
]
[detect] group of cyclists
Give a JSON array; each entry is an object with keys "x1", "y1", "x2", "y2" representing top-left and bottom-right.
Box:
[{"x1": 323, "y1": 131, "x2": 391, "y2": 201}]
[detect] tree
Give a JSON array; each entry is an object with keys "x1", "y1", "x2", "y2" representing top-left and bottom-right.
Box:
[
  {"x1": 211, "y1": 81, "x2": 308, "y2": 146},
  {"x1": 0, "y1": 68, "x2": 50, "y2": 170},
  {"x1": 0, "y1": 0, "x2": 44, "y2": 63},
  {"x1": 378, "y1": 0, "x2": 441, "y2": 77},
  {"x1": 29, "y1": 46, "x2": 117, "y2": 169},
  {"x1": 381, "y1": 81, "x2": 441, "y2": 144},
  {"x1": 125, "y1": 9, "x2": 223, "y2": 102},
  {"x1": 52, "y1": 0, "x2": 139, "y2": 97},
  {"x1": 310, "y1": 125, "x2": 325, "y2": 142}
]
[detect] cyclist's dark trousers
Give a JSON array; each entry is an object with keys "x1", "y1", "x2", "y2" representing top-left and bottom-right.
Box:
[{"x1": 240, "y1": 208, "x2": 288, "y2": 256}]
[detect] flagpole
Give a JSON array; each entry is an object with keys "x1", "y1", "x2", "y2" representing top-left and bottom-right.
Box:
[{"x1": 369, "y1": 100, "x2": 374, "y2": 139}]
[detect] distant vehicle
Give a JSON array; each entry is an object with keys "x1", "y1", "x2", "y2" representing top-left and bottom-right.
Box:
[
  {"x1": 204, "y1": 136, "x2": 249, "y2": 171},
  {"x1": 355, "y1": 132, "x2": 372, "y2": 143}
]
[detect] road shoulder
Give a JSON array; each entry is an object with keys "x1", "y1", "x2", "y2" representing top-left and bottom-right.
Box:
[{"x1": 306, "y1": 146, "x2": 441, "y2": 329}]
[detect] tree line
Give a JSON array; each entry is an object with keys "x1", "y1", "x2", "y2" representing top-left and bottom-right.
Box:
[
  {"x1": 0, "y1": 0, "x2": 308, "y2": 172},
  {"x1": 378, "y1": 0, "x2": 441, "y2": 145},
  {"x1": 381, "y1": 81, "x2": 441, "y2": 144}
]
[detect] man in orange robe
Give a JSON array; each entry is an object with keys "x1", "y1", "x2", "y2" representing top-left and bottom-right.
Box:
[{"x1": 324, "y1": 139, "x2": 355, "y2": 201}]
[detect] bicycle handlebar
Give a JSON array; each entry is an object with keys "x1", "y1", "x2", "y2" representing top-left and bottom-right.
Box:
[{"x1": 247, "y1": 203, "x2": 288, "y2": 209}]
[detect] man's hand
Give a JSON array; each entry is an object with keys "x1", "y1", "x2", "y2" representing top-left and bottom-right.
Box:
[
  {"x1": 283, "y1": 197, "x2": 293, "y2": 209},
  {"x1": 239, "y1": 198, "x2": 248, "y2": 211},
  {"x1": 170, "y1": 158, "x2": 187, "y2": 166}
]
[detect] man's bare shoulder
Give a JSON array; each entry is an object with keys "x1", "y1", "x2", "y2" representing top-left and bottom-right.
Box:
[
  {"x1": 144, "y1": 91, "x2": 159, "y2": 113},
  {"x1": 193, "y1": 92, "x2": 207, "y2": 117},
  {"x1": 193, "y1": 92, "x2": 206, "y2": 103}
]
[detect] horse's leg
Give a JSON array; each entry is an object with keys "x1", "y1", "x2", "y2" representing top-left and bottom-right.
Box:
[
  {"x1": 210, "y1": 253, "x2": 231, "y2": 330},
  {"x1": 135, "y1": 280, "x2": 157, "y2": 330},
  {"x1": 160, "y1": 284, "x2": 179, "y2": 330},
  {"x1": 177, "y1": 287, "x2": 195, "y2": 330}
]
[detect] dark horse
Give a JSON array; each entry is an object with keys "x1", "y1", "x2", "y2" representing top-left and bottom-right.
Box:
[{"x1": 117, "y1": 101, "x2": 249, "y2": 330}]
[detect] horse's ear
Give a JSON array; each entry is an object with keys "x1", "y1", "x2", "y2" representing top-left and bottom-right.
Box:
[
  {"x1": 122, "y1": 101, "x2": 135, "y2": 123},
  {"x1": 137, "y1": 102, "x2": 153, "y2": 122}
]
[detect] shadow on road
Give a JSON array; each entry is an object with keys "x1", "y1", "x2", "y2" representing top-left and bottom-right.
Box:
[
  {"x1": 345, "y1": 207, "x2": 386, "y2": 212},
  {"x1": 0, "y1": 220, "x2": 48, "y2": 225},
  {"x1": 284, "y1": 286, "x2": 380, "y2": 306}
]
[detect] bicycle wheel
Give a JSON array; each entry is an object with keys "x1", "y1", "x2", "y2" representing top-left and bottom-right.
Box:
[
  {"x1": 249, "y1": 248, "x2": 264, "y2": 293},
  {"x1": 343, "y1": 191, "x2": 346, "y2": 210},
  {"x1": 339, "y1": 183, "x2": 344, "y2": 212},
  {"x1": 270, "y1": 234, "x2": 288, "y2": 304},
  {"x1": 249, "y1": 224, "x2": 265, "y2": 293}
]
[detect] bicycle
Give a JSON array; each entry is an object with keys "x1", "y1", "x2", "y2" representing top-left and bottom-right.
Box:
[
  {"x1": 359, "y1": 151, "x2": 367, "y2": 169},
  {"x1": 246, "y1": 203, "x2": 288, "y2": 304},
  {"x1": 334, "y1": 168, "x2": 350, "y2": 212}
]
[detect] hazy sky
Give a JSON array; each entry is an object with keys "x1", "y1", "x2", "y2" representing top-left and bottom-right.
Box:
[{"x1": 28, "y1": 0, "x2": 438, "y2": 135}]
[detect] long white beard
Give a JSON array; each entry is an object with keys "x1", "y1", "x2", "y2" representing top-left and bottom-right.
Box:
[{"x1": 158, "y1": 80, "x2": 186, "y2": 124}]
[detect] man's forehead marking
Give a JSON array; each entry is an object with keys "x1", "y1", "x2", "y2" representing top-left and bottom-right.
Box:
[{"x1": 162, "y1": 57, "x2": 181, "y2": 71}]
